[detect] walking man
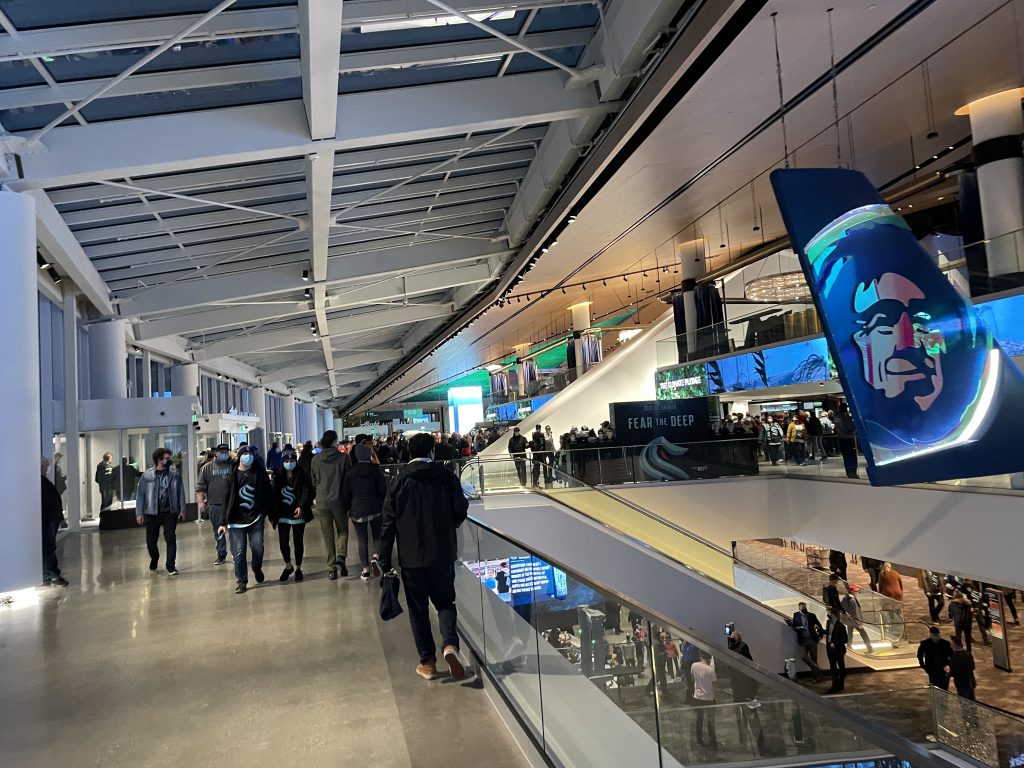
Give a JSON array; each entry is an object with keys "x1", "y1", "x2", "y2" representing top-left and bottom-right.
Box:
[
  {"x1": 508, "y1": 427, "x2": 529, "y2": 486},
  {"x1": 380, "y1": 433, "x2": 469, "y2": 681},
  {"x1": 311, "y1": 430, "x2": 350, "y2": 579},
  {"x1": 219, "y1": 445, "x2": 272, "y2": 594},
  {"x1": 841, "y1": 585, "x2": 873, "y2": 653},
  {"x1": 135, "y1": 447, "x2": 187, "y2": 575},
  {"x1": 825, "y1": 606, "x2": 849, "y2": 693},
  {"x1": 95, "y1": 452, "x2": 115, "y2": 512},
  {"x1": 763, "y1": 416, "x2": 784, "y2": 465},
  {"x1": 40, "y1": 457, "x2": 68, "y2": 586},
  {"x1": 196, "y1": 443, "x2": 233, "y2": 566},
  {"x1": 917, "y1": 626, "x2": 953, "y2": 690},
  {"x1": 790, "y1": 602, "x2": 824, "y2": 681}
]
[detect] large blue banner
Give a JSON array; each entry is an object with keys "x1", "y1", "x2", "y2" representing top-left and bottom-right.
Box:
[{"x1": 770, "y1": 168, "x2": 1024, "y2": 486}]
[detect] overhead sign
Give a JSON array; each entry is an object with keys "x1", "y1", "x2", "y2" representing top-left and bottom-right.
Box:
[
  {"x1": 610, "y1": 398, "x2": 710, "y2": 444},
  {"x1": 771, "y1": 168, "x2": 1024, "y2": 486}
]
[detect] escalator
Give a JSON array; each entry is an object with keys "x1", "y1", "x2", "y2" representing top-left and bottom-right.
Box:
[
  {"x1": 460, "y1": 457, "x2": 924, "y2": 671},
  {"x1": 454, "y1": 488, "x2": 958, "y2": 768}
]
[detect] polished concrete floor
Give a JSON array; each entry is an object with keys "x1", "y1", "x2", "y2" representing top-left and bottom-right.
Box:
[{"x1": 1, "y1": 523, "x2": 530, "y2": 768}]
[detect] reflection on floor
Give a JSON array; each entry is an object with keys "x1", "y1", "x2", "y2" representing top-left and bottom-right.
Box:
[
  {"x1": 741, "y1": 540, "x2": 1024, "y2": 717},
  {"x1": 1, "y1": 525, "x2": 528, "y2": 768}
]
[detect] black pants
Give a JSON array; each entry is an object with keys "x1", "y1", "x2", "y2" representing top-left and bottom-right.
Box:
[
  {"x1": 827, "y1": 646, "x2": 846, "y2": 690},
  {"x1": 954, "y1": 621, "x2": 973, "y2": 652},
  {"x1": 694, "y1": 698, "x2": 717, "y2": 746},
  {"x1": 1006, "y1": 591, "x2": 1020, "y2": 623},
  {"x1": 99, "y1": 485, "x2": 115, "y2": 510},
  {"x1": 512, "y1": 455, "x2": 527, "y2": 485},
  {"x1": 41, "y1": 519, "x2": 61, "y2": 580},
  {"x1": 838, "y1": 438, "x2": 858, "y2": 477},
  {"x1": 927, "y1": 594, "x2": 945, "y2": 623},
  {"x1": 353, "y1": 516, "x2": 382, "y2": 569},
  {"x1": 277, "y1": 522, "x2": 305, "y2": 566},
  {"x1": 402, "y1": 560, "x2": 458, "y2": 664},
  {"x1": 145, "y1": 512, "x2": 178, "y2": 571},
  {"x1": 865, "y1": 567, "x2": 881, "y2": 593},
  {"x1": 928, "y1": 670, "x2": 951, "y2": 690},
  {"x1": 531, "y1": 457, "x2": 542, "y2": 486}
]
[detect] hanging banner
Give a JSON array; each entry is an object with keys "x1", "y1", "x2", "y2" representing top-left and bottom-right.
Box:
[{"x1": 771, "y1": 168, "x2": 1024, "y2": 486}]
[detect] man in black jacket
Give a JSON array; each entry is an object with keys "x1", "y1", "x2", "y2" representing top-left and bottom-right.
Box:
[
  {"x1": 825, "y1": 606, "x2": 849, "y2": 693},
  {"x1": 917, "y1": 626, "x2": 953, "y2": 689},
  {"x1": 218, "y1": 445, "x2": 272, "y2": 594},
  {"x1": 790, "y1": 603, "x2": 824, "y2": 682},
  {"x1": 507, "y1": 427, "x2": 529, "y2": 485},
  {"x1": 380, "y1": 433, "x2": 469, "y2": 682},
  {"x1": 40, "y1": 457, "x2": 68, "y2": 587}
]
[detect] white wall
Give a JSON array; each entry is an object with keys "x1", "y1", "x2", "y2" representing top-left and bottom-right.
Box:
[
  {"x1": 481, "y1": 309, "x2": 677, "y2": 454},
  {"x1": 613, "y1": 477, "x2": 1024, "y2": 590}
]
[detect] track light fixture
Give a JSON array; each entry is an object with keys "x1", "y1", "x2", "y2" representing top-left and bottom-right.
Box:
[
  {"x1": 302, "y1": 270, "x2": 309, "y2": 281},
  {"x1": 304, "y1": 288, "x2": 311, "y2": 299}
]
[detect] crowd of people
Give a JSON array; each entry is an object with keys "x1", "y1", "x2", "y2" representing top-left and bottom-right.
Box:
[{"x1": 39, "y1": 430, "x2": 471, "y2": 681}]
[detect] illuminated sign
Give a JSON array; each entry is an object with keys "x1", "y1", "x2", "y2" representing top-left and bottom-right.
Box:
[
  {"x1": 771, "y1": 168, "x2": 1024, "y2": 485},
  {"x1": 655, "y1": 363, "x2": 708, "y2": 399}
]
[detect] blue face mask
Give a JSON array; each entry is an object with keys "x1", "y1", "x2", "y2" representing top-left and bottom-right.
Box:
[
  {"x1": 239, "y1": 454, "x2": 254, "y2": 467},
  {"x1": 283, "y1": 461, "x2": 296, "y2": 471},
  {"x1": 217, "y1": 452, "x2": 230, "y2": 462},
  {"x1": 313, "y1": 447, "x2": 322, "y2": 455}
]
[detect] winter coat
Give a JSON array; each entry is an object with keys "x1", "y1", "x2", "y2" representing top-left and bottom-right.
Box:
[
  {"x1": 380, "y1": 460, "x2": 468, "y2": 569},
  {"x1": 342, "y1": 462, "x2": 388, "y2": 523},
  {"x1": 270, "y1": 466, "x2": 314, "y2": 525},
  {"x1": 311, "y1": 446, "x2": 348, "y2": 507}
]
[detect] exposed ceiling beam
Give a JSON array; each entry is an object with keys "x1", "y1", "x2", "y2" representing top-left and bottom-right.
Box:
[
  {"x1": 0, "y1": 31, "x2": 593, "y2": 111},
  {"x1": 298, "y1": 0, "x2": 343, "y2": 140},
  {"x1": 134, "y1": 261, "x2": 499, "y2": 341},
  {"x1": 12, "y1": 71, "x2": 614, "y2": 189},
  {"x1": 61, "y1": 169, "x2": 524, "y2": 226},
  {"x1": 194, "y1": 303, "x2": 455, "y2": 358},
  {"x1": 0, "y1": 3, "x2": 596, "y2": 61}
]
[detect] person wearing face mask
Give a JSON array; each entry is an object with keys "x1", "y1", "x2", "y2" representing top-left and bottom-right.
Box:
[
  {"x1": 270, "y1": 448, "x2": 313, "y2": 582},
  {"x1": 507, "y1": 426, "x2": 528, "y2": 486},
  {"x1": 196, "y1": 443, "x2": 234, "y2": 566},
  {"x1": 917, "y1": 626, "x2": 953, "y2": 690},
  {"x1": 219, "y1": 445, "x2": 272, "y2": 594},
  {"x1": 542, "y1": 426, "x2": 556, "y2": 485},
  {"x1": 763, "y1": 416, "x2": 784, "y2": 466},
  {"x1": 135, "y1": 447, "x2": 187, "y2": 575}
]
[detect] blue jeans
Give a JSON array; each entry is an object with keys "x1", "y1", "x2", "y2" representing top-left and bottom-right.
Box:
[
  {"x1": 229, "y1": 521, "x2": 264, "y2": 584},
  {"x1": 209, "y1": 503, "x2": 227, "y2": 559}
]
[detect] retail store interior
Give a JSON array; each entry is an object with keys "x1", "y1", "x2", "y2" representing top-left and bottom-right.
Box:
[{"x1": 4, "y1": 1, "x2": 1024, "y2": 767}]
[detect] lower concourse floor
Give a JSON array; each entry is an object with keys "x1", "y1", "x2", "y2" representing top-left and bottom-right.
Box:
[{"x1": 0, "y1": 524, "x2": 529, "y2": 768}]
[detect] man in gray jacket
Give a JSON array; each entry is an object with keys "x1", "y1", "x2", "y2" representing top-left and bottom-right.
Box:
[
  {"x1": 311, "y1": 430, "x2": 349, "y2": 579},
  {"x1": 196, "y1": 442, "x2": 233, "y2": 566},
  {"x1": 135, "y1": 447, "x2": 187, "y2": 575}
]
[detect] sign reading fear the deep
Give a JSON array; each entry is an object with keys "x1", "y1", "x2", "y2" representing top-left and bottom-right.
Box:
[{"x1": 610, "y1": 398, "x2": 710, "y2": 444}]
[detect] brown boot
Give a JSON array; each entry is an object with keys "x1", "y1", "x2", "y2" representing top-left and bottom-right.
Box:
[
  {"x1": 444, "y1": 645, "x2": 466, "y2": 681},
  {"x1": 416, "y1": 660, "x2": 438, "y2": 680}
]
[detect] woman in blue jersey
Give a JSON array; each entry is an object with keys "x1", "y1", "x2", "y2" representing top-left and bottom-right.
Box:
[
  {"x1": 271, "y1": 447, "x2": 314, "y2": 583},
  {"x1": 219, "y1": 445, "x2": 272, "y2": 594}
]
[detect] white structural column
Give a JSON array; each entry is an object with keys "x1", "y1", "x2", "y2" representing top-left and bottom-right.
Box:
[
  {"x1": 88, "y1": 319, "x2": 128, "y2": 399},
  {"x1": 170, "y1": 363, "x2": 200, "y2": 398},
  {"x1": 964, "y1": 88, "x2": 1024, "y2": 279},
  {"x1": 250, "y1": 385, "x2": 267, "y2": 455},
  {"x1": 141, "y1": 348, "x2": 152, "y2": 397},
  {"x1": 62, "y1": 286, "x2": 81, "y2": 533},
  {"x1": 305, "y1": 402, "x2": 318, "y2": 444},
  {"x1": 570, "y1": 301, "x2": 592, "y2": 379},
  {"x1": 283, "y1": 394, "x2": 297, "y2": 444},
  {"x1": 0, "y1": 191, "x2": 42, "y2": 593},
  {"x1": 333, "y1": 416, "x2": 345, "y2": 435}
]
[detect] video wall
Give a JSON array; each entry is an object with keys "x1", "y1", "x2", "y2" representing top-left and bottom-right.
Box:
[{"x1": 656, "y1": 337, "x2": 837, "y2": 399}]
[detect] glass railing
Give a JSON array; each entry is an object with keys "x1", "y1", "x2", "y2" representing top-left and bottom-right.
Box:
[
  {"x1": 930, "y1": 686, "x2": 1024, "y2": 767},
  {"x1": 461, "y1": 457, "x2": 911, "y2": 661},
  {"x1": 456, "y1": 514, "x2": 944, "y2": 767}
]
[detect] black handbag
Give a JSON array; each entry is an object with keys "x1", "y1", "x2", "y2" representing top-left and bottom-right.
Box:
[{"x1": 379, "y1": 573, "x2": 403, "y2": 621}]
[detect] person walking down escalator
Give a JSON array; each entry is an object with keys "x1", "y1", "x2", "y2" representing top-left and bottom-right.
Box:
[
  {"x1": 789, "y1": 602, "x2": 824, "y2": 682},
  {"x1": 841, "y1": 585, "x2": 873, "y2": 653},
  {"x1": 508, "y1": 427, "x2": 529, "y2": 486},
  {"x1": 529, "y1": 426, "x2": 546, "y2": 488}
]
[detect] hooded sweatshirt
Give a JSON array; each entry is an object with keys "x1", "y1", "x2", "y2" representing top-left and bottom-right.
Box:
[
  {"x1": 311, "y1": 445, "x2": 348, "y2": 508},
  {"x1": 380, "y1": 461, "x2": 468, "y2": 569}
]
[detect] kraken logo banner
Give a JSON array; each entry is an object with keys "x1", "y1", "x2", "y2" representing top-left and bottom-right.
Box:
[{"x1": 771, "y1": 168, "x2": 1024, "y2": 485}]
